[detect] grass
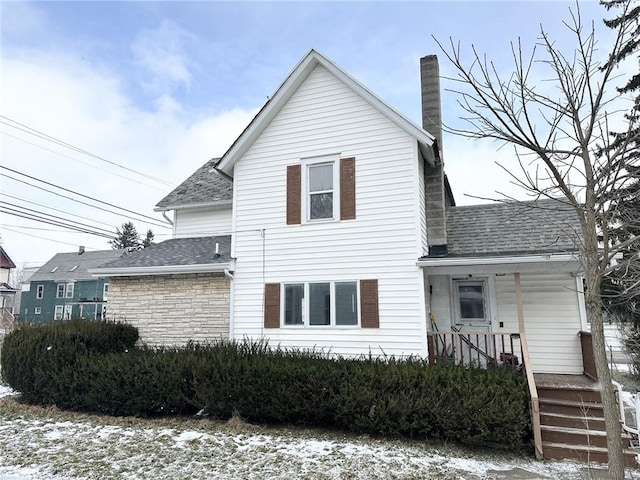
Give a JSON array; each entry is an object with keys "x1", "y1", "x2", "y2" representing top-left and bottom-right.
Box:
[{"x1": 0, "y1": 391, "x2": 603, "y2": 480}]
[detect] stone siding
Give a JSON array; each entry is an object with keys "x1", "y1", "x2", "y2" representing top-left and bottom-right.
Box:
[{"x1": 108, "y1": 273, "x2": 230, "y2": 345}]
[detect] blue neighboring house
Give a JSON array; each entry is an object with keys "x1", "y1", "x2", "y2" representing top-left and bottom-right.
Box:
[{"x1": 21, "y1": 249, "x2": 124, "y2": 323}]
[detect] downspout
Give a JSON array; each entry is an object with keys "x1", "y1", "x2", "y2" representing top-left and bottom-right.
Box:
[
  {"x1": 224, "y1": 268, "x2": 234, "y2": 280},
  {"x1": 224, "y1": 267, "x2": 235, "y2": 340},
  {"x1": 162, "y1": 211, "x2": 174, "y2": 226}
]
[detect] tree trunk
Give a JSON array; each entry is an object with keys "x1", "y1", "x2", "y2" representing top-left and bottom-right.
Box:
[{"x1": 584, "y1": 231, "x2": 625, "y2": 479}]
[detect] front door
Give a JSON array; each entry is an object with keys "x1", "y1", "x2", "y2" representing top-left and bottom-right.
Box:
[{"x1": 453, "y1": 279, "x2": 490, "y2": 332}]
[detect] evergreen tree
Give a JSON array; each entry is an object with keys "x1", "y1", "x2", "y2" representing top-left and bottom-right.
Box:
[
  {"x1": 600, "y1": 0, "x2": 640, "y2": 325},
  {"x1": 109, "y1": 222, "x2": 154, "y2": 251},
  {"x1": 142, "y1": 229, "x2": 155, "y2": 248}
]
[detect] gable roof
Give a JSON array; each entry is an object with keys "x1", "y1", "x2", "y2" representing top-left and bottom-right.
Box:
[
  {"x1": 216, "y1": 49, "x2": 437, "y2": 175},
  {"x1": 89, "y1": 236, "x2": 232, "y2": 277},
  {"x1": 155, "y1": 158, "x2": 233, "y2": 211},
  {"x1": 442, "y1": 199, "x2": 581, "y2": 258},
  {"x1": 0, "y1": 246, "x2": 16, "y2": 269},
  {"x1": 30, "y1": 250, "x2": 125, "y2": 282}
]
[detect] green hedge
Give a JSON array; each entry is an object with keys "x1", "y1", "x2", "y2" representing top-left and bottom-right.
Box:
[{"x1": 0, "y1": 321, "x2": 530, "y2": 448}]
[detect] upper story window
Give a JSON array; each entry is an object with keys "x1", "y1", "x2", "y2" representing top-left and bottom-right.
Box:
[
  {"x1": 307, "y1": 162, "x2": 335, "y2": 221},
  {"x1": 51, "y1": 266, "x2": 59, "y2": 273},
  {"x1": 69, "y1": 265, "x2": 79, "y2": 272},
  {"x1": 36, "y1": 285, "x2": 44, "y2": 299},
  {"x1": 286, "y1": 156, "x2": 356, "y2": 225},
  {"x1": 56, "y1": 283, "x2": 75, "y2": 298}
]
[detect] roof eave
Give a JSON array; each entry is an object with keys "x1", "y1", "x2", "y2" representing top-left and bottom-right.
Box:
[
  {"x1": 217, "y1": 49, "x2": 436, "y2": 174},
  {"x1": 417, "y1": 253, "x2": 581, "y2": 274},
  {"x1": 154, "y1": 200, "x2": 233, "y2": 212},
  {"x1": 88, "y1": 263, "x2": 231, "y2": 277}
]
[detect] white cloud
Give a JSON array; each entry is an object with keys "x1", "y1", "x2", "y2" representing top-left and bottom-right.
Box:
[
  {"x1": 0, "y1": 45, "x2": 255, "y2": 267},
  {"x1": 131, "y1": 19, "x2": 195, "y2": 95}
]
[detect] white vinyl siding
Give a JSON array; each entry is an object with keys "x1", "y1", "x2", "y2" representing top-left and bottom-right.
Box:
[
  {"x1": 231, "y1": 64, "x2": 425, "y2": 357},
  {"x1": 494, "y1": 272, "x2": 583, "y2": 374},
  {"x1": 174, "y1": 207, "x2": 232, "y2": 238}
]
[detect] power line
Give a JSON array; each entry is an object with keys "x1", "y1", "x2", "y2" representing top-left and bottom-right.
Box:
[
  {"x1": 0, "y1": 201, "x2": 116, "y2": 236},
  {"x1": 0, "y1": 207, "x2": 114, "y2": 239},
  {"x1": 0, "y1": 168, "x2": 171, "y2": 229},
  {"x1": 2, "y1": 192, "x2": 118, "y2": 229},
  {"x1": 2, "y1": 225, "x2": 104, "y2": 250},
  {"x1": 1, "y1": 131, "x2": 170, "y2": 192},
  {"x1": 0, "y1": 115, "x2": 176, "y2": 188}
]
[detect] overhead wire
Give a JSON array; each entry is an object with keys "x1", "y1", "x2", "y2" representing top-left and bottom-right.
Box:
[
  {"x1": 1, "y1": 131, "x2": 170, "y2": 192},
  {"x1": 0, "y1": 115, "x2": 176, "y2": 188},
  {"x1": 0, "y1": 168, "x2": 171, "y2": 228},
  {"x1": 2, "y1": 225, "x2": 104, "y2": 250}
]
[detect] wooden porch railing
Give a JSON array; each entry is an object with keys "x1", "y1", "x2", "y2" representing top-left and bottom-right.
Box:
[
  {"x1": 426, "y1": 331, "x2": 521, "y2": 368},
  {"x1": 426, "y1": 329, "x2": 543, "y2": 459},
  {"x1": 579, "y1": 331, "x2": 597, "y2": 380}
]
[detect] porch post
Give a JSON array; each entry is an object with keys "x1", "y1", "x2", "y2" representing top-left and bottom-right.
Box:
[{"x1": 515, "y1": 272, "x2": 544, "y2": 460}]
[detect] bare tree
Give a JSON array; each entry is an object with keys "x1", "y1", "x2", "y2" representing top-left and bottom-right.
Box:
[{"x1": 435, "y1": 2, "x2": 639, "y2": 478}]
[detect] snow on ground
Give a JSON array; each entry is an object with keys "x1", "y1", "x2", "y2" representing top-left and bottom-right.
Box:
[{"x1": 0, "y1": 392, "x2": 609, "y2": 480}]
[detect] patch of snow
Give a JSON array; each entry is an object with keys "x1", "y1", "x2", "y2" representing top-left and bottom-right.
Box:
[{"x1": 0, "y1": 385, "x2": 16, "y2": 399}]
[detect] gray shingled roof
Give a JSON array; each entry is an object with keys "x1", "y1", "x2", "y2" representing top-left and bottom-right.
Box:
[
  {"x1": 30, "y1": 250, "x2": 126, "y2": 282},
  {"x1": 444, "y1": 199, "x2": 581, "y2": 257},
  {"x1": 155, "y1": 158, "x2": 233, "y2": 209},
  {"x1": 97, "y1": 236, "x2": 232, "y2": 269}
]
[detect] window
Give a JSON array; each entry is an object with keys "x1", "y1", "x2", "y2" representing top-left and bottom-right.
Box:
[
  {"x1": 453, "y1": 280, "x2": 488, "y2": 325},
  {"x1": 69, "y1": 265, "x2": 79, "y2": 272},
  {"x1": 34, "y1": 307, "x2": 41, "y2": 315},
  {"x1": 36, "y1": 285, "x2": 44, "y2": 299},
  {"x1": 63, "y1": 304, "x2": 72, "y2": 320},
  {"x1": 56, "y1": 284, "x2": 65, "y2": 298},
  {"x1": 50, "y1": 266, "x2": 59, "y2": 273},
  {"x1": 287, "y1": 156, "x2": 355, "y2": 225},
  {"x1": 65, "y1": 283, "x2": 74, "y2": 298},
  {"x1": 103, "y1": 283, "x2": 109, "y2": 301},
  {"x1": 282, "y1": 281, "x2": 358, "y2": 327},
  {"x1": 308, "y1": 163, "x2": 335, "y2": 220},
  {"x1": 54, "y1": 305, "x2": 63, "y2": 320}
]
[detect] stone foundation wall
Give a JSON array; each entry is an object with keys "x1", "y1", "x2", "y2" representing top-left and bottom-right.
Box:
[{"x1": 107, "y1": 273, "x2": 230, "y2": 345}]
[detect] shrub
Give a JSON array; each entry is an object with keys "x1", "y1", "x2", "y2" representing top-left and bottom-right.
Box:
[
  {"x1": 1, "y1": 319, "x2": 138, "y2": 404},
  {"x1": 1, "y1": 328, "x2": 530, "y2": 449}
]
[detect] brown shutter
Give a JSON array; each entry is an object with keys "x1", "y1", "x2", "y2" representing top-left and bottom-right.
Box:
[
  {"x1": 264, "y1": 283, "x2": 281, "y2": 328},
  {"x1": 360, "y1": 279, "x2": 379, "y2": 328},
  {"x1": 286, "y1": 165, "x2": 301, "y2": 225},
  {"x1": 340, "y1": 157, "x2": 356, "y2": 220}
]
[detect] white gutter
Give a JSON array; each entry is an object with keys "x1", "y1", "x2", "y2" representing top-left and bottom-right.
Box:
[
  {"x1": 417, "y1": 253, "x2": 577, "y2": 267},
  {"x1": 89, "y1": 263, "x2": 229, "y2": 277},
  {"x1": 161, "y1": 211, "x2": 174, "y2": 226},
  {"x1": 154, "y1": 201, "x2": 232, "y2": 212},
  {"x1": 224, "y1": 268, "x2": 234, "y2": 280}
]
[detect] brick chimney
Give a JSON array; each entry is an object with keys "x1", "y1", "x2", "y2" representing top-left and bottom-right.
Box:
[{"x1": 420, "y1": 55, "x2": 447, "y2": 256}]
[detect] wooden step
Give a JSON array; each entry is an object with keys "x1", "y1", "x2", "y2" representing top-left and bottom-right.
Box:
[
  {"x1": 537, "y1": 386, "x2": 602, "y2": 404},
  {"x1": 543, "y1": 441, "x2": 638, "y2": 467},
  {"x1": 539, "y1": 397, "x2": 604, "y2": 417},
  {"x1": 541, "y1": 425, "x2": 609, "y2": 449},
  {"x1": 540, "y1": 411, "x2": 606, "y2": 430}
]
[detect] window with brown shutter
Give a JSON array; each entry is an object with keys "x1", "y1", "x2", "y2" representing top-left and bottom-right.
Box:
[
  {"x1": 286, "y1": 165, "x2": 301, "y2": 225},
  {"x1": 360, "y1": 279, "x2": 379, "y2": 328},
  {"x1": 264, "y1": 283, "x2": 281, "y2": 328},
  {"x1": 340, "y1": 157, "x2": 356, "y2": 220}
]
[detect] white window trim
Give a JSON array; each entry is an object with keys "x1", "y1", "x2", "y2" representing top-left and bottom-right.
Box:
[
  {"x1": 34, "y1": 307, "x2": 41, "y2": 315},
  {"x1": 281, "y1": 280, "x2": 360, "y2": 328},
  {"x1": 301, "y1": 154, "x2": 340, "y2": 223},
  {"x1": 56, "y1": 283, "x2": 65, "y2": 298},
  {"x1": 36, "y1": 285, "x2": 44, "y2": 300},
  {"x1": 54, "y1": 305, "x2": 63, "y2": 321},
  {"x1": 450, "y1": 276, "x2": 498, "y2": 331},
  {"x1": 103, "y1": 283, "x2": 109, "y2": 301},
  {"x1": 63, "y1": 304, "x2": 72, "y2": 320},
  {"x1": 65, "y1": 283, "x2": 74, "y2": 299}
]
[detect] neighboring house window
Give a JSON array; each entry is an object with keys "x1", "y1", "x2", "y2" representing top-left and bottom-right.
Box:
[
  {"x1": 69, "y1": 265, "x2": 79, "y2": 272},
  {"x1": 65, "y1": 283, "x2": 74, "y2": 298},
  {"x1": 34, "y1": 307, "x2": 41, "y2": 315},
  {"x1": 63, "y1": 304, "x2": 72, "y2": 320},
  {"x1": 36, "y1": 285, "x2": 44, "y2": 299},
  {"x1": 269, "y1": 280, "x2": 368, "y2": 328},
  {"x1": 54, "y1": 305, "x2": 63, "y2": 320},
  {"x1": 56, "y1": 284, "x2": 65, "y2": 298},
  {"x1": 51, "y1": 266, "x2": 59, "y2": 273},
  {"x1": 286, "y1": 156, "x2": 356, "y2": 225},
  {"x1": 103, "y1": 283, "x2": 109, "y2": 301}
]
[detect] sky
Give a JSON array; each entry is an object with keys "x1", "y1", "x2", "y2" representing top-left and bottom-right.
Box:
[{"x1": 0, "y1": 0, "x2": 630, "y2": 271}]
